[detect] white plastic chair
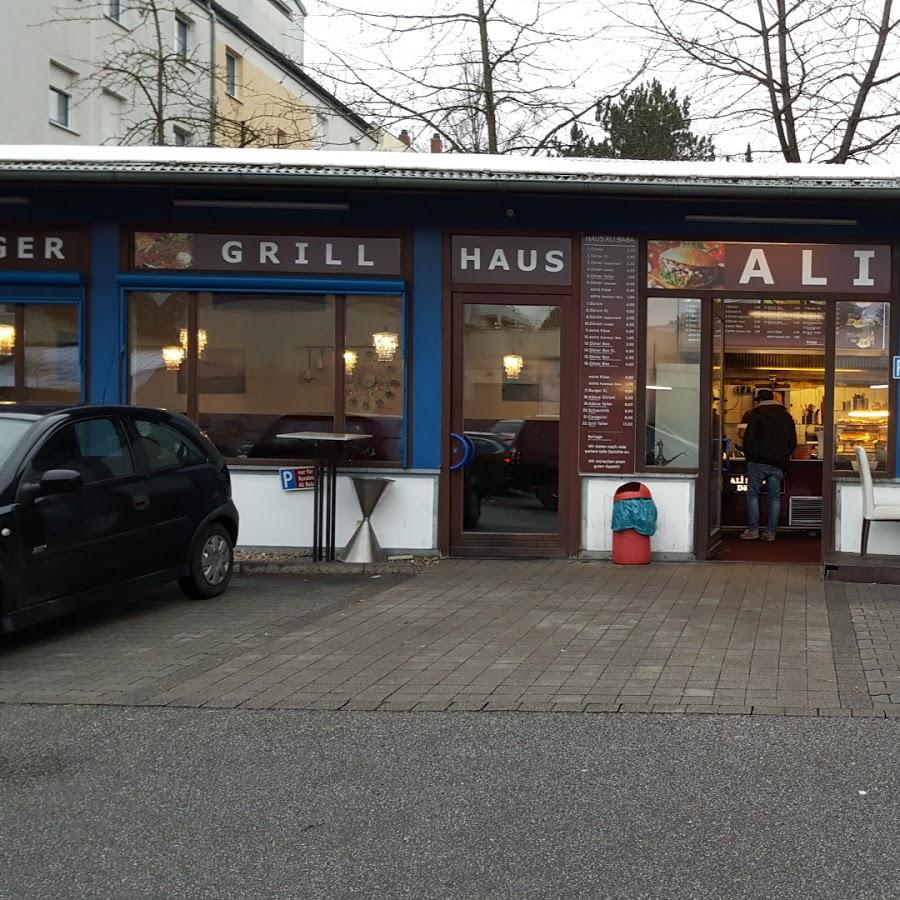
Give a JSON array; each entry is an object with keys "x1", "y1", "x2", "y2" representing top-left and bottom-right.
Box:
[{"x1": 856, "y1": 447, "x2": 900, "y2": 555}]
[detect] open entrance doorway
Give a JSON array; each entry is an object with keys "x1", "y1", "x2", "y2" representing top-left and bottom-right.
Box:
[
  {"x1": 701, "y1": 298, "x2": 826, "y2": 562},
  {"x1": 697, "y1": 295, "x2": 893, "y2": 563}
]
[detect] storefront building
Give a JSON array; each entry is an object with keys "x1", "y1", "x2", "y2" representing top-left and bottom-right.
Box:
[{"x1": 1, "y1": 146, "x2": 899, "y2": 563}]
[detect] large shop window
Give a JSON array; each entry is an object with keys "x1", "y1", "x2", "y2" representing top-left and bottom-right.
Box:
[
  {"x1": 128, "y1": 292, "x2": 405, "y2": 463},
  {"x1": 644, "y1": 297, "x2": 700, "y2": 468},
  {"x1": 833, "y1": 301, "x2": 891, "y2": 473},
  {"x1": 0, "y1": 303, "x2": 81, "y2": 404}
]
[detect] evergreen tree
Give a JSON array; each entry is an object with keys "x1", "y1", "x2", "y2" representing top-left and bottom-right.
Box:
[{"x1": 557, "y1": 80, "x2": 715, "y2": 161}]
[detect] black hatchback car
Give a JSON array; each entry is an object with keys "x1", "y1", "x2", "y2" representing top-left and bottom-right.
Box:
[{"x1": 0, "y1": 406, "x2": 239, "y2": 632}]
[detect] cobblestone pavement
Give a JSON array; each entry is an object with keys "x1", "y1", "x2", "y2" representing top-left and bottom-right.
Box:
[
  {"x1": 0, "y1": 560, "x2": 896, "y2": 717},
  {"x1": 845, "y1": 582, "x2": 900, "y2": 708}
]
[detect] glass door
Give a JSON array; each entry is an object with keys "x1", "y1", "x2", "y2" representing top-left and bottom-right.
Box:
[
  {"x1": 709, "y1": 300, "x2": 726, "y2": 550},
  {"x1": 449, "y1": 295, "x2": 570, "y2": 557},
  {"x1": 696, "y1": 297, "x2": 726, "y2": 557}
]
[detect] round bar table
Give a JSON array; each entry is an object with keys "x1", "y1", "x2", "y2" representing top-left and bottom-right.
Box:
[{"x1": 275, "y1": 431, "x2": 371, "y2": 562}]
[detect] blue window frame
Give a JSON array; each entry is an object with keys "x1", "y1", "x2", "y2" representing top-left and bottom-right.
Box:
[
  {"x1": 0, "y1": 276, "x2": 86, "y2": 404},
  {"x1": 119, "y1": 274, "x2": 408, "y2": 466}
]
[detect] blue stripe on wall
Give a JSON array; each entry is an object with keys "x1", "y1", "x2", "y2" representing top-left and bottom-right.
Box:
[
  {"x1": 88, "y1": 222, "x2": 121, "y2": 403},
  {"x1": 411, "y1": 227, "x2": 443, "y2": 470}
]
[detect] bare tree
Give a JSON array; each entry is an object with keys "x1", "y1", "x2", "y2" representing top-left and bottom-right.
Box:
[
  {"x1": 44, "y1": 0, "x2": 210, "y2": 145},
  {"x1": 308, "y1": 0, "x2": 649, "y2": 155},
  {"x1": 609, "y1": 0, "x2": 900, "y2": 163}
]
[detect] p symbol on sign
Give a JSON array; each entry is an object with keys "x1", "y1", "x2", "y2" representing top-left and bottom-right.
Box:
[{"x1": 280, "y1": 468, "x2": 297, "y2": 491}]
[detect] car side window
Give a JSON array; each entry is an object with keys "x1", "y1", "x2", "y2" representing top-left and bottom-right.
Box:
[
  {"x1": 27, "y1": 418, "x2": 135, "y2": 485},
  {"x1": 133, "y1": 418, "x2": 207, "y2": 472}
]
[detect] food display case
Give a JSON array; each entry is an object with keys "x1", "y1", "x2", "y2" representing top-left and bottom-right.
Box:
[{"x1": 834, "y1": 410, "x2": 889, "y2": 472}]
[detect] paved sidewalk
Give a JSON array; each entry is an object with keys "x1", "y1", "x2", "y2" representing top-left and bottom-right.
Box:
[{"x1": 1, "y1": 559, "x2": 894, "y2": 717}]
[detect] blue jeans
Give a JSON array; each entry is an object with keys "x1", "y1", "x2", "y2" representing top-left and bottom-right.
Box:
[{"x1": 747, "y1": 462, "x2": 784, "y2": 534}]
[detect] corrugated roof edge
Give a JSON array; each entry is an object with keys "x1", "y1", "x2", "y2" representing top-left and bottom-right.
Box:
[{"x1": 0, "y1": 146, "x2": 899, "y2": 196}]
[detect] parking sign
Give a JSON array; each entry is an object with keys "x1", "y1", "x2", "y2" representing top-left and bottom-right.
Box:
[{"x1": 279, "y1": 466, "x2": 315, "y2": 491}]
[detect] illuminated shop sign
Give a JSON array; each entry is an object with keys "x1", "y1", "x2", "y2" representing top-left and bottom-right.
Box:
[
  {"x1": 0, "y1": 230, "x2": 82, "y2": 269},
  {"x1": 648, "y1": 241, "x2": 890, "y2": 294},
  {"x1": 134, "y1": 232, "x2": 403, "y2": 275}
]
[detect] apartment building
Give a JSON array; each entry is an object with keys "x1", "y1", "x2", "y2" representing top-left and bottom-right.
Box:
[{"x1": 0, "y1": 0, "x2": 405, "y2": 150}]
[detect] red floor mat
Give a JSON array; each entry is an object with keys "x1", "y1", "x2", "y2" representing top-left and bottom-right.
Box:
[{"x1": 714, "y1": 534, "x2": 821, "y2": 563}]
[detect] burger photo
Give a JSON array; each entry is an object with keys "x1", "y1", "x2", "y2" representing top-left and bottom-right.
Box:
[{"x1": 657, "y1": 244, "x2": 722, "y2": 288}]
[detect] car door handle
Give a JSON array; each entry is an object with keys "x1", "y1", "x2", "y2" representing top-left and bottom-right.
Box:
[{"x1": 133, "y1": 494, "x2": 150, "y2": 511}]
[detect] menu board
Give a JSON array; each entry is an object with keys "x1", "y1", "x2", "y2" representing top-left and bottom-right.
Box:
[
  {"x1": 676, "y1": 298, "x2": 887, "y2": 352},
  {"x1": 677, "y1": 299, "x2": 826, "y2": 350},
  {"x1": 579, "y1": 236, "x2": 638, "y2": 473}
]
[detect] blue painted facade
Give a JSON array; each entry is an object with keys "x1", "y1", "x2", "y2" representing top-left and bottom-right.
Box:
[{"x1": 1, "y1": 175, "x2": 898, "y2": 489}]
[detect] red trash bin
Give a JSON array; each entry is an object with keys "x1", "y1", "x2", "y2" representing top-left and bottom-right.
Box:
[{"x1": 612, "y1": 481, "x2": 653, "y2": 565}]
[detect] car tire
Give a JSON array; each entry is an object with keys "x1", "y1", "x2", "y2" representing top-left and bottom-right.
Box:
[
  {"x1": 179, "y1": 523, "x2": 234, "y2": 600},
  {"x1": 463, "y1": 484, "x2": 481, "y2": 528},
  {"x1": 535, "y1": 486, "x2": 559, "y2": 511}
]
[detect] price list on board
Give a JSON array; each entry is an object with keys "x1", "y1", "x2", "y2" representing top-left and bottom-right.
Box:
[{"x1": 579, "y1": 235, "x2": 638, "y2": 474}]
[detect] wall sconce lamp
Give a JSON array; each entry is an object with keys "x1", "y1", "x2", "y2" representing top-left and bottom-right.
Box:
[
  {"x1": 161, "y1": 344, "x2": 186, "y2": 371},
  {"x1": 372, "y1": 331, "x2": 399, "y2": 362},
  {"x1": 503, "y1": 353, "x2": 524, "y2": 380},
  {"x1": 0, "y1": 324, "x2": 15, "y2": 356}
]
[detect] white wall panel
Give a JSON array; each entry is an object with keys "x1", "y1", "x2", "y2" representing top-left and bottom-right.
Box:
[
  {"x1": 835, "y1": 482, "x2": 900, "y2": 554},
  {"x1": 582, "y1": 476, "x2": 696, "y2": 557},
  {"x1": 232, "y1": 469, "x2": 437, "y2": 552}
]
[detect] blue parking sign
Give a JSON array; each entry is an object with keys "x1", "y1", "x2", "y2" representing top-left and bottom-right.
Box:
[
  {"x1": 279, "y1": 466, "x2": 315, "y2": 491},
  {"x1": 893, "y1": 356, "x2": 900, "y2": 380}
]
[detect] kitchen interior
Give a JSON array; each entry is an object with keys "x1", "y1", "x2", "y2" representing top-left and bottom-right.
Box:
[{"x1": 715, "y1": 297, "x2": 891, "y2": 562}]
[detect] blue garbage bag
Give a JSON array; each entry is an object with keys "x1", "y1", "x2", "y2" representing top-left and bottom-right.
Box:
[{"x1": 611, "y1": 498, "x2": 657, "y2": 536}]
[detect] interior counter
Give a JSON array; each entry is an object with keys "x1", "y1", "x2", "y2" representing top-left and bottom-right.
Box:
[{"x1": 722, "y1": 459, "x2": 824, "y2": 530}]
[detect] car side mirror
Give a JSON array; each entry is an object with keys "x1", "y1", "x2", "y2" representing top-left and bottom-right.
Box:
[{"x1": 39, "y1": 469, "x2": 83, "y2": 495}]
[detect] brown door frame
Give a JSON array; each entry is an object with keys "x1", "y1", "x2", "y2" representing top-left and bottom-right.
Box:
[
  {"x1": 445, "y1": 291, "x2": 578, "y2": 558},
  {"x1": 695, "y1": 297, "x2": 726, "y2": 559}
]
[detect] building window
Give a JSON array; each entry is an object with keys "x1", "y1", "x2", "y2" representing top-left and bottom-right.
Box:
[
  {"x1": 644, "y1": 296, "x2": 700, "y2": 468},
  {"x1": 128, "y1": 292, "x2": 406, "y2": 463},
  {"x1": 49, "y1": 62, "x2": 75, "y2": 129},
  {"x1": 108, "y1": 0, "x2": 122, "y2": 21},
  {"x1": 0, "y1": 304, "x2": 81, "y2": 405},
  {"x1": 833, "y1": 301, "x2": 891, "y2": 472},
  {"x1": 49, "y1": 87, "x2": 70, "y2": 128},
  {"x1": 225, "y1": 51, "x2": 240, "y2": 97},
  {"x1": 173, "y1": 126, "x2": 191, "y2": 146},
  {"x1": 175, "y1": 15, "x2": 191, "y2": 60},
  {"x1": 275, "y1": 129, "x2": 288, "y2": 147}
]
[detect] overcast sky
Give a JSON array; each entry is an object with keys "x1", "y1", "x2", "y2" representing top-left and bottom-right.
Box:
[{"x1": 301, "y1": 0, "x2": 775, "y2": 161}]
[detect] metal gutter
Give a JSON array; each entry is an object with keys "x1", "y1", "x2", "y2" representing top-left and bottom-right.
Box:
[{"x1": 0, "y1": 165, "x2": 896, "y2": 200}]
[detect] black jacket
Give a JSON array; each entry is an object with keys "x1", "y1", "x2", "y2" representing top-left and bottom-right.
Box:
[{"x1": 742, "y1": 402, "x2": 797, "y2": 470}]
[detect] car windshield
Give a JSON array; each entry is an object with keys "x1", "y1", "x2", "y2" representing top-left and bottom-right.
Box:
[{"x1": 0, "y1": 418, "x2": 35, "y2": 466}]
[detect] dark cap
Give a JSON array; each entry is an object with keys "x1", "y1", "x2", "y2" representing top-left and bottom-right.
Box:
[{"x1": 755, "y1": 388, "x2": 775, "y2": 402}]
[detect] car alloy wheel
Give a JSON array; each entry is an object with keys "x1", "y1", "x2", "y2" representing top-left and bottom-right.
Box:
[{"x1": 201, "y1": 533, "x2": 231, "y2": 585}]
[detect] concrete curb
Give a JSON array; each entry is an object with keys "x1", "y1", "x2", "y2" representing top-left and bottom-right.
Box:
[{"x1": 233, "y1": 558, "x2": 433, "y2": 576}]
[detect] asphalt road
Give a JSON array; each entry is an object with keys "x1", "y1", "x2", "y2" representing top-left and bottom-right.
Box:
[{"x1": 2, "y1": 706, "x2": 899, "y2": 899}]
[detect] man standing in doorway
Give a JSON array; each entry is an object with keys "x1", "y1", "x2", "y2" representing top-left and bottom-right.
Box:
[{"x1": 740, "y1": 389, "x2": 797, "y2": 541}]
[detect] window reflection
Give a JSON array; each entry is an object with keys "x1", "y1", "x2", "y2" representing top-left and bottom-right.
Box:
[
  {"x1": 0, "y1": 303, "x2": 80, "y2": 405},
  {"x1": 462, "y1": 303, "x2": 560, "y2": 534},
  {"x1": 834, "y1": 301, "x2": 890, "y2": 472},
  {"x1": 645, "y1": 297, "x2": 700, "y2": 468},
  {"x1": 128, "y1": 291, "x2": 406, "y2": 463},
  {"x1": 129, "y1": 292, "x2": 189, "y2": 413}
]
